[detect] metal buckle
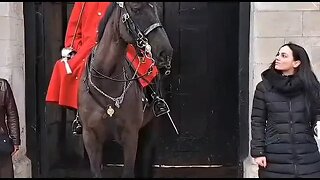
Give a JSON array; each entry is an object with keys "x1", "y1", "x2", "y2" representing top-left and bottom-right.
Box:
[{"x1": 138, "y1": 56, "x2": 146, "y2": 64}]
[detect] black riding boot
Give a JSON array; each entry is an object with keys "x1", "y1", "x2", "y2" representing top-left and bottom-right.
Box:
[{"x1": 72, "y1": 111, "x2": 82, "y2": 135}]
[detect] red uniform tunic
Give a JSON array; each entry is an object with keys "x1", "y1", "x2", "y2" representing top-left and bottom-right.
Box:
[{"x1": 46, "y1": 2, "x2": 158, "y2": 110}]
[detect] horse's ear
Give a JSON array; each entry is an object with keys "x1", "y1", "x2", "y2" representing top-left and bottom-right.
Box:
[{"x1": 116, "y1": 2, "x2": 124, "y2": 8}]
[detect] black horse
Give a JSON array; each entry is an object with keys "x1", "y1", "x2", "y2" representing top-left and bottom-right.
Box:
[{"x1": 78, "y1": 2, "x2": 173, "y2": 178}]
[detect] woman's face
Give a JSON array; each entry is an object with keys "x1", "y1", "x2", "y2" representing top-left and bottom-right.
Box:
[{"x1": 275, "y1": 45, "x2": 301, "y2": 75}]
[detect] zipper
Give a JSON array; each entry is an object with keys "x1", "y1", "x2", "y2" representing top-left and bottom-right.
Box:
[{"x1": 289, "y1": 99, "x2": 298, "y2": 177}]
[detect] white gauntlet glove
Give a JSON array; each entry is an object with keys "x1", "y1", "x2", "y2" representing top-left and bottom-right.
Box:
[{"x1": 61, "y1": 47, "x2": 76, "y2": 74}]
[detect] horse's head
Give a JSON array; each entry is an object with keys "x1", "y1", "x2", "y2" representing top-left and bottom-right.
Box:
[{"x1": 117, "y1": 2, "x2": 173, "y2": 75}]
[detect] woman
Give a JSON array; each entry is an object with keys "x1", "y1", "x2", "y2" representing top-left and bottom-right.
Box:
[
  {"x1": 250, "y1": 42, "x2": 320, "y2": 178},
  {"x1": 0, "y1": 78, "x2": 20, "y2": 178}
]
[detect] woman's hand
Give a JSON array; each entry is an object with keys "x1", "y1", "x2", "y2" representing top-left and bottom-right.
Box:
[
  {"x1": 254, "y1": 156, "x2": 267, "y2": 168},
  {"x1": 11, "y1": 145, "x2": 19, "y2": 156}
]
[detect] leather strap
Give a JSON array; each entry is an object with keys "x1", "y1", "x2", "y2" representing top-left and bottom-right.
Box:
[{"x1": 70, "y1": 2, "x2": 86, "y2": 49}]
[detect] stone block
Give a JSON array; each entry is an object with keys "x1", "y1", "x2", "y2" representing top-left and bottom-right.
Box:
[
  {"x1": 303, "y1": 12, "x2": 320, "y2": 36},
  {"x1": 254, "y1": 38, "x2": 285, "y2": 63},
  {"x1": 243, "y1": 157, "x2": 259, "y2": 178},
  {"x1": 253, "y1": 63, "x2": 270, "y2": 88},
  {"x1": 254, "y1": 2, "x2": 319, "y2": 11},
  {"x1": 0, "y1": 2, "x2": 9, "y2": 16},
  {"x1": 254, "y1": 12, "x2": 302, "y2": 37}
]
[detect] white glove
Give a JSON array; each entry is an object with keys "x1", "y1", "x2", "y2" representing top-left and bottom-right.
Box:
[
  {"x1": 61, "y1": 47, "x2": 76, "y2": 59},
  {"x1": 60, "y1": 47, "x2": 76, "y2": 75}
]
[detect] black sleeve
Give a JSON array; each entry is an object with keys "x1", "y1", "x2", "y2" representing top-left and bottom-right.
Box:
[
  {"x1": 250, "y1": 82, "x2": 267, "y2": 158},
  {"x1": 4, "y1": 80, "x2": 20, "y2": 145}
]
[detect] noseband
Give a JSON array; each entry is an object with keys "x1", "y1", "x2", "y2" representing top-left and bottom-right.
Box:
[
  {"x1": 119, "y1": 3, "x2": 162, "y2": 54},
  {"x1": 119, "y1": 2, "x2": 171, "y2": 75}
]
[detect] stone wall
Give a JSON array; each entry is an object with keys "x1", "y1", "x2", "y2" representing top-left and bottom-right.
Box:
[
  {"x1": 0, "y1": 2, "x2": 31, "y2": 178},
  {"x1": 244, "y1": 2, "x2": 320, "y2": 178}
]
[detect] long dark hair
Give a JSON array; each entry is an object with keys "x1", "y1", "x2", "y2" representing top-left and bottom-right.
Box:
[{"x1": 270, "y1": 42, "x2": 320, "y2": 124}]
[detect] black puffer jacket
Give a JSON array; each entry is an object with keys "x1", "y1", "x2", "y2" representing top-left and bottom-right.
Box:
[{"x1": 250, "y1": 69, "x2": 320, "y2": 178}]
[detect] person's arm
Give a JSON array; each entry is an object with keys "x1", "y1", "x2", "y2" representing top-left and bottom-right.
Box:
[
  {"x1": 64, "y1": 2, "x2": 84, "y2": 50},
  {"x1": 4, "y1": 80, "x2": 20, "y2": 147},
  {"x1": 250, "y1": 82, "x2": 267, "y2": 158},
  {"x1": 60, "y1": 2, "x2": 86, "y2": 74},
  {"x1": 66, "y1": 2, "x2": 109, "y2": 64}
]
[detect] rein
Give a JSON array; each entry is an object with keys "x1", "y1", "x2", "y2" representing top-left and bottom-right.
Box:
[
  {"x1": 86, "y1": 2, "x2": 162, "y2": 109},
  {"x1": 90, "y1": 51, "x2": 154, "y2": 83}
]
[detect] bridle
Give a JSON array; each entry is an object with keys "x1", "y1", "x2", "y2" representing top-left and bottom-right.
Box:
[
  {"x1": 119, "y1": 1, "x2": 171, "y2": 76},
  {"x1": 90, "y1": 2, "x2": 169, "y2": 83},
  {"x1": 86, "y1": 2, "x2": 170, "y2": 109},
  {"x1": 120, "y1": 2, "x2": 161, "y2": 59}
]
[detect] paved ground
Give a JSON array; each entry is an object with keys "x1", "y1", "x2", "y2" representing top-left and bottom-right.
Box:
[{"x1": 48, "y1": 165, "x2": 239, "y2": 178}]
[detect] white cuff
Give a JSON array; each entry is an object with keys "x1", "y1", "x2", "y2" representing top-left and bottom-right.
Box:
[{"x1": 61, "y1": 47, "x2": 74, "y2": 58}]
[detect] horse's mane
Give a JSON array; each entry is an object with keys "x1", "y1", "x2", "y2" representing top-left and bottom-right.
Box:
[{"x1": 97, "y1": 2, "x2": 117, "y2": 43}]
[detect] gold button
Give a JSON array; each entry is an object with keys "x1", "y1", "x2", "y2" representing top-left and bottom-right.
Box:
[{"x1": 98, "y1": 12, "x2": 102, "y2": 16}]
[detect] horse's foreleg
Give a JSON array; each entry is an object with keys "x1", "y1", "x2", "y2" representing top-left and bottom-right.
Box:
[
  {"x1": 83, "y1": 128, "x2": 103, "y2": 178},
  {"x1": 121, "y1": 130, "x2": 139, "y2": 178},
  {"x1": 135, "y1": 119, "x2": 158, "y2": 178}
]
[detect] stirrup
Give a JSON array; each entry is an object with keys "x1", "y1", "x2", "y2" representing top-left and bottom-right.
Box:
[
  {"x1": 152, "y1": 96, "x2": 170, "y2": 117},
  {"x1": 72, "y1": 111, "x2": 82, "y2": 135}
]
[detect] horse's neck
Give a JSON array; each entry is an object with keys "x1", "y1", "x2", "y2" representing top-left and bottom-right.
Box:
[
  {"x1": 93, "y1": 37, "x2": 127, "y2": 76},
  {"x1": 89, "y1": 38, "x2": 130, "y2": 98}
]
